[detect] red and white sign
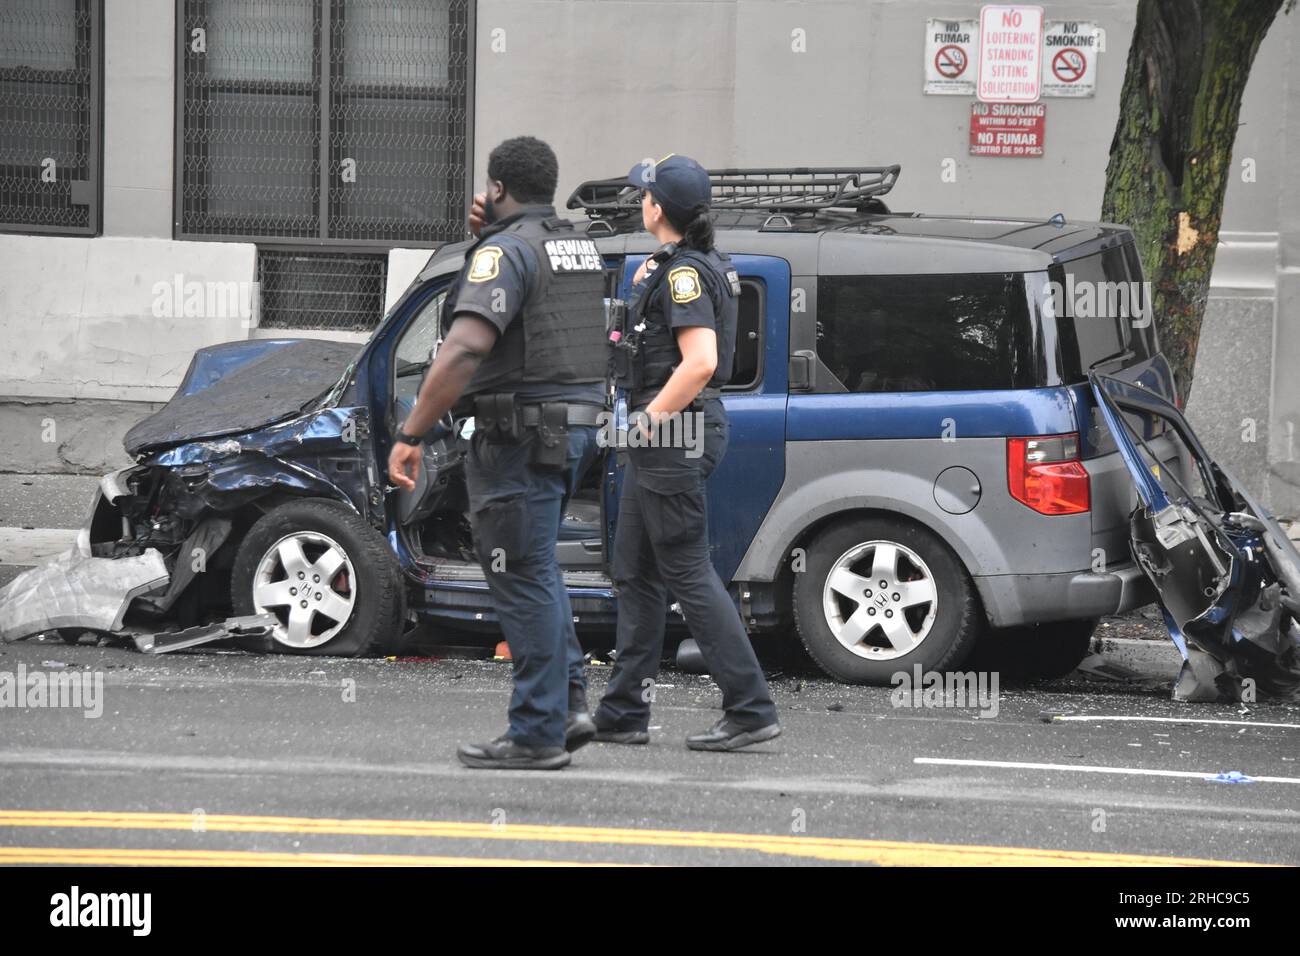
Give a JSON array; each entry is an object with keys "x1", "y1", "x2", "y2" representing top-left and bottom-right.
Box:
[
  {"x1": 969, "y1": 102, "x2": 1045, "y2": 157},
  {"x1": 977, "y1": 4, "x2": 1044, "y2": 103}
]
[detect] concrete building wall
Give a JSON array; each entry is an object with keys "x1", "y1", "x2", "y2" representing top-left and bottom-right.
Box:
[
  {"x1": 102, "y1": 0, "x2": 175, "y2": 239},
  {"x1": 2, "y1": 0, "x2": 1298, "y2": 505}
]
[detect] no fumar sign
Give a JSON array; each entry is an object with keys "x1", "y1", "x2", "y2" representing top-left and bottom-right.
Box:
[
  {"x1": 923, "y1": 18, "x2": 978, "y2": 95},
  {"x1": 977, "y1": 4, "x2": 1043, "y2": 103}
]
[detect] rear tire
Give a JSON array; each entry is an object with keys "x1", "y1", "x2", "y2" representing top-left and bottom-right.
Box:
[
  {"x1": 230, "y1": 498, "x2": 405, "y2": 657},
  {"x1": 792, "y1": 516, "x2": 980, "y2": 684}
]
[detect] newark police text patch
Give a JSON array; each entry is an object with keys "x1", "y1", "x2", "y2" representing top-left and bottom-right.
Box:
[{"x1": 544, "y1": 238, "x2": 602, "y2": 273}]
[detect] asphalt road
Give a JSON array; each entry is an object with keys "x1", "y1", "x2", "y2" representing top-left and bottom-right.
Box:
[
  {"x1": 0, "y1": 634, "x2": 1298, "y2": 866},
  {"x1": 1, "y1": 473, "x2": 1298, "y2": 866}
]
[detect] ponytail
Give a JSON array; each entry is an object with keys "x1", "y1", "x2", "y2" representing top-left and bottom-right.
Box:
[
  {"x1": 653, "y1": 191, "x2": 715, "y2": 252},
  {"x1": 679, "y1": 202, "x2": 715, "y2": 252}
]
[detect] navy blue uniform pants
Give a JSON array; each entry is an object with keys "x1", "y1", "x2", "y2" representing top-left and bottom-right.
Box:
[
  {"x1": 595, "y1": 400, "x2": 777, "y2": 732},
  {"x1": 466, "y1": 424, "x2": 599, "y2": 748}
]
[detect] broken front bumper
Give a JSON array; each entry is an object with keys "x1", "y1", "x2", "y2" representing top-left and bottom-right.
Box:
[{"x1": 0, "y1": 467, "x2": 276, "y2": 654}]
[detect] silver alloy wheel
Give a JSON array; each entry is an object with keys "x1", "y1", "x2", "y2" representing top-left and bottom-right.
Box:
[
  {"x1": 821, "y1": 540, "x2": 938, "y2": 660},
  {"x1": 252, "y1": 531, "x2": 357, "y2": 649}
]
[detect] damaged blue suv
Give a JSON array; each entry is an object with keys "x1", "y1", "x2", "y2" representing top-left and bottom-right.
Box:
[{"x1": 13, "y1": 165, "x2": 1287, "y2": 689}]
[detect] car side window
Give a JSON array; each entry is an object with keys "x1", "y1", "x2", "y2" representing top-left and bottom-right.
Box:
[
  {"x1": 813, "y1": 273, "x2": 1036, "y2": 392},
  {"x1": 394, "y1": 288, "x2": 447, "y2": 373},
  {"x1": 727, "y1": 279, "x2": 763, "y2": 389},
  {"x1": 1052, "y1": 247, "x2": 1135, "y2": 379}
]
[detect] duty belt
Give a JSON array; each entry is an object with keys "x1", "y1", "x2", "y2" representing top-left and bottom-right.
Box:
[{"x1": 517, "y1": 403, "x2": 606, "y2": 427}]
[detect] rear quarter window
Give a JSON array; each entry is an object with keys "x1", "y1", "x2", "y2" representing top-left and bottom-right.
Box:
[
  {"x1": 1051, "y1": 244, "x2": 1156, "y2": 382},
  {"x1": 814, "y1": 272, "x2": 1037, "y2": 392}
]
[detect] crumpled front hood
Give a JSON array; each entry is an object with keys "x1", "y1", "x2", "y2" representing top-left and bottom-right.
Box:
[{"x1": 123, "y1": 339, "x2": 359, "y2": 457}]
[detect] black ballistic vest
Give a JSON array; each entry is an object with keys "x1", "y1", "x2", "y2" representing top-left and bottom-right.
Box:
[
  {"x1": 454, "y1": 212, "x2": 608, "y2": 397},
  {"x1": 624, "y1": 247, "x2": 739, "y2": 391}
]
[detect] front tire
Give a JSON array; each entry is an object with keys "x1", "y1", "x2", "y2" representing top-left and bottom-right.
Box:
[
  {"x1": 230, "y1": 498, "x2": 405, "y2": 657},
  {"x1": 792, "y1": 516, "x2": 980, "y2": 684}
]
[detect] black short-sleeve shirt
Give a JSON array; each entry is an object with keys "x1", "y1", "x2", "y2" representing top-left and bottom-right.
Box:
[
  {"x1": 450, "y1": 225, "x2": 605, "y2": 407},
  {"x1": 642, "y1": 251, "x2": 737, "y2": 386}
]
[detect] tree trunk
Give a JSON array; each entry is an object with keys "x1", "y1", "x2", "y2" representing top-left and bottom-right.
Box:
[{"x1": 1101, "y1": 0, "x2": 1288, "y2": 401}]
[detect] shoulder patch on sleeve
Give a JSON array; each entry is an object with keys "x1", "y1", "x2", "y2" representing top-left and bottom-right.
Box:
[
  {"x1": 668, "y1": 265, "x2": 701, "y2": 304},
  {"x1": 466, "y1": 245, "x2": 504, "y2": 283}
]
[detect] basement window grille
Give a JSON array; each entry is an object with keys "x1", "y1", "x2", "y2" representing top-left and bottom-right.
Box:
[{"x1": 257, "y1": 248, "x2": 387, "y2": 331}]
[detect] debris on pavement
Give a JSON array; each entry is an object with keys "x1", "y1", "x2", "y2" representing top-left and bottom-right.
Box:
[
  {"x1": 0, "y1": 546, "x2": 168, "y2": 643},
  {"x1": 130, "y1": 614, "x2": 278, "y2": 655}
]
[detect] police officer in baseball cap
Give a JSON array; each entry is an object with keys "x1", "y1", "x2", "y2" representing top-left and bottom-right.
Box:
[{"x1": 594, "y1": 154, "x2": 781, "y2": 751}]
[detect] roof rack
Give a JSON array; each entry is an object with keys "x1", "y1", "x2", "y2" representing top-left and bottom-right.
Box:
[{"x1": 566, "y1": 165, "x2": 901, "y2": 219}]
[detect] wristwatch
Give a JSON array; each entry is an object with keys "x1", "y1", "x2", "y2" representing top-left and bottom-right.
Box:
[{"x1": 394, "y1": 428, "x2": 422, "y2": 446}]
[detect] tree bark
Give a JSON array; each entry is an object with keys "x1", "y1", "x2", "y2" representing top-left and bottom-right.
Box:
[{"x1": 1101, "y1": 0, "x2": 1288, "y2": 401}]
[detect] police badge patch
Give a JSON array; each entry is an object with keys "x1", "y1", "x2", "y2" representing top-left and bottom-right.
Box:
[
  {"x1": 668, "y1": 265, "x2": 701, "y2": 304},
  {"x1": 467, "y1": 245, "x2": 503, "y2": 283}
]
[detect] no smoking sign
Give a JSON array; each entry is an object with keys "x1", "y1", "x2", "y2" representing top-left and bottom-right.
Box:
[
  {"x1": 935, "y1": 44, "x2": 968, "y2": 79},
  {"x1": 1042, "y1": 20, "x2": 1101, "y2": 97},
  {"x1": 924, "y1": 18, "x2": 977, "y2": 94},
  {"x1": 1051, "y1": 47, "x2": 1086, "y2": 83}
]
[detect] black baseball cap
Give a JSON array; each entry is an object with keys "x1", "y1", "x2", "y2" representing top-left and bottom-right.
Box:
[{"x1": 626, "y1": 153, "x2": 712, "y2": 223}]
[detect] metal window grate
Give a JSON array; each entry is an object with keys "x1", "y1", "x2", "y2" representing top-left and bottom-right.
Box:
[
  {"x1": 327, "y1": 0, "x2": 470, "y2": 243},
  {"x1": 179, "y1": 0, "x2": 323, "y2": 240},
  {"x1": 178, "y1": 0, "x2": 469, "y2": 245},
  {"x1": 257, "y1": 248, "x2": 386, "y2": 331},
  {"x1": 0, "y1": 0, "x2": 101, "y2": 234}
]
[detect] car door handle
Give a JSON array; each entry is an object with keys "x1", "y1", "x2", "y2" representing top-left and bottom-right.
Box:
[{"x1": 789, "y1": 349, "x2": 816, "y2": 391}]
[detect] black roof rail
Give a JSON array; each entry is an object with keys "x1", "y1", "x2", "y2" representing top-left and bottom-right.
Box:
[{"x1": 566, "y1": 165, "x2": 901, "y2": 219}]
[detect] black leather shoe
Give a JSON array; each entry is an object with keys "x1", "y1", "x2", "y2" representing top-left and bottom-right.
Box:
[
  {"x1": 457, "y1": 736, "x2": 571, "y2": 770},
  {"x1": 593, "y1": 727, "x2": 650, "y2": 745},
  {"x1": 686, "y1": 719, "x2": 782, "y2": 752},
  {"x1": 565, "y1": 711, "x2": 597, "y2": 752}
]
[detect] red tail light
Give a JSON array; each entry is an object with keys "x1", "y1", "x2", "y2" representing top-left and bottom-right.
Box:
[{"x1": 1007, "y1": 433, "x2": 1090, "y2": 515}]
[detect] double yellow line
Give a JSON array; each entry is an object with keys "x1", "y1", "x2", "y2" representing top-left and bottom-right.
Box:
[{"x1": 0, "y1": 810, "x2": 1269, "y2": 866}]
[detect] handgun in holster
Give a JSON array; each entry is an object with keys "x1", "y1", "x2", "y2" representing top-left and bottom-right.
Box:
[
  {"x1": 532, "y1": 402, "x2": 569, "y2": 471},
  {"x1": 607, "y1": 297, "x2": 642, "y2": 387}
]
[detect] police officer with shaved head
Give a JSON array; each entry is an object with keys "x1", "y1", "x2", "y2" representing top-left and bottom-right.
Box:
[
  {"x1": 594, "y1": 154, "x2": 781, "y2": 751},
  {"x1": 389, "y1": 136, "x2": 606, "y2": 770}
]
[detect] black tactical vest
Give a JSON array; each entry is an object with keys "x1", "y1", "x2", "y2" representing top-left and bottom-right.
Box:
[
  {"x1": 622, "y1": 247, "x2": 740, "y2": 391},
  {"x1": 452, "y1": 211, "x2": 608, "y2": 397}
]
